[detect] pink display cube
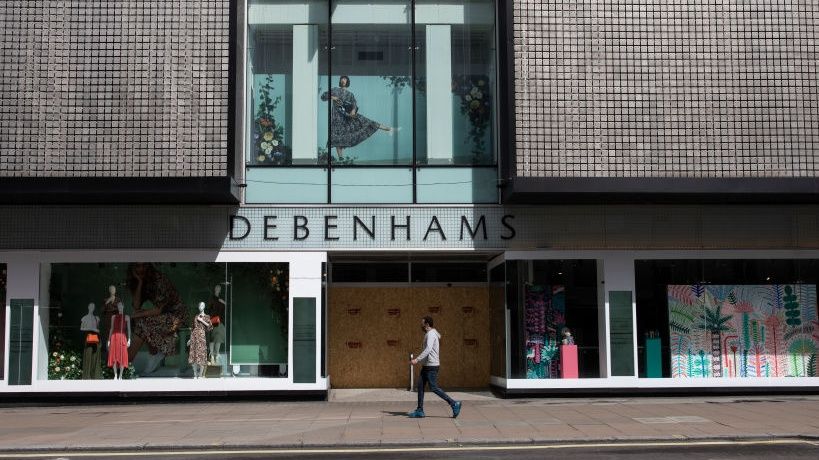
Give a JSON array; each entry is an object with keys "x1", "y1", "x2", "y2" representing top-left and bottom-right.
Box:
[{"x1": 560, "y1": 344, "x2": 579, "y2": 379}]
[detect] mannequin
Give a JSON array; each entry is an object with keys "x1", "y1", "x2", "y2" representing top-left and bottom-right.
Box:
[
  {"x1": 207, "y1": 284, "x2": 227, "y2": 365},
  {"x1": 107, "y1": 302, "x2": 131, "y2": 380},
  {"x1": 101, "y1": 285, "x2": 121, "y2": 350},
  {"x1": 80, "y1": 303, "x2": 102, "y2": 379},
  {"x1": 188, "y1": 301, "x2": 212, "y2": 379},
  {"x1": 561, "y1": 327, "x2": 575, "y2": 345}
]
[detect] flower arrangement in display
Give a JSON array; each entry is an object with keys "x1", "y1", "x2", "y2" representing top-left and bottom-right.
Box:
[
  {"x1": 452, "y1": 75, "x2": 492, "y2": 161},
  {"x1": 254, "y1": 75, "x2": 291, "y2": 165},
  {"x1": 47, "y1": 326, "x2": 81, "y2": 380},
  {"x1": 49, "y1": 350, "x2": 82, "y2": 380}
]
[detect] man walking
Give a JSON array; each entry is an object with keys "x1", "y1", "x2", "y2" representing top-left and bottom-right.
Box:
[{"x1": 408, "y1": 316, "x2": 462, "y2": 418}]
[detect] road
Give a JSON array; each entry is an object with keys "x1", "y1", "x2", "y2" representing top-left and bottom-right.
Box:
[{"x1": 5, "y1": 439, "x2": 819, "y2": 459}]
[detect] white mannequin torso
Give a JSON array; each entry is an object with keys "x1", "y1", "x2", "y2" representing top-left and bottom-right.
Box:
[{"x1": 80, "y1": 314, "x2": 100, "y2": 332}]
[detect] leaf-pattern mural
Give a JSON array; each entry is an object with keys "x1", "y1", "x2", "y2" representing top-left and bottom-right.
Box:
[
  {"x1": 524, "y1": 285, "x2": 565, "y2": 379},
  {"x1": 668, "y1": 284, "x2": 819, "y2": 378}
]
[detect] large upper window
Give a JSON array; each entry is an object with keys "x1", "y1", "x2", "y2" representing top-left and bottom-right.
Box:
[{"x1": 246, "y1": 0, "x2": 498, "y2": 204}]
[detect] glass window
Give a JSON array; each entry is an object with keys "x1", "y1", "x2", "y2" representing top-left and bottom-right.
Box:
[
  {"x1": 635, "y1": 259, "x2": 819, "y2": 379},
  {"x1": 331, "y1": 262, "x2": 408, "y2": 283},
  {"x1": 248, "y1": 25, "x2": 294, "y2": 166},
  {"x1": 325, "y1": 0, "x2": 412, "y2": 165},
  {"x1": 245, "y1": 1, "x2": 499, "y2": 204},
  {"x1": 42, "y1": 262, "x2": 290, "y2": 380},
  {"x1": 411, "y1": 262, "x2": 487, "y2": 282},
  {"x1": 416, "y1": 0, "x2": 496, "y2": 165},
  {"x1": 508, "y1": 259, "x2": 600, "y2": 379}
]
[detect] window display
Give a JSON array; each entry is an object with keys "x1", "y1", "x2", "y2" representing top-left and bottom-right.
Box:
[
  {"x1": 245, "y1": 1, "x2": 498, "y2": 204},
  {"x1": 668, "y1": 284, "x2": 818, "y2": 378},
  {"x1": 636, "y1": 259, "x2": 819, "y2": 378},
  {"x1": 508, "y1": 259, "x2": 600, "y2": 379},
  {"x1": 44, "y1": 262, "x2": 289, "y2": 380}
]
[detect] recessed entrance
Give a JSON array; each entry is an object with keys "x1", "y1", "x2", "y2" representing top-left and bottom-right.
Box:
[{"x1": 327, "y1": 256, "x2": 493, "y2": 389}]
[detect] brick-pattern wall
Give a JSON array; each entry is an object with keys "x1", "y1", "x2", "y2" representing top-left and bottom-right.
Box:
[
  {"x1": 0, "y1": 1, "x2": 229, "y2": 177},
  {"x1": 513, "y1": 1, "x2": 819, "y2": 178}
]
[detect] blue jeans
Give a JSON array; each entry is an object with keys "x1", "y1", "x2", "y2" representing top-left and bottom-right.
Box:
[{"x1": 417, "y1": 366, "x2": 455, "y2": 410}]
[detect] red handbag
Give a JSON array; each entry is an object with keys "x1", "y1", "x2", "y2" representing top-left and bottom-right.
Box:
[
  {"x1": 211, "y1": 315, "x2": 221, "y2": 326},
  {"x1": 86, "y1": 333, "x2": 100, "y2": 345}
]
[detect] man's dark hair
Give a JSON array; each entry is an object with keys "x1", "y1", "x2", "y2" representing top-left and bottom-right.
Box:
[
  {"x1": 339, "y1": 75, "x2": 350, "y2": 87},
  {"x1": 422, "y1": 316, "x2": 434, "y2": 327}
]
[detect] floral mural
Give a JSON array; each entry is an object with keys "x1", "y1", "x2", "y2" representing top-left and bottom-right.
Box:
[
  {"x1": 524, "y1": 285, "x2": 565, "y2": 378},
  {"x1": 668, "y1": 284, "x2": 819, "y2": 378},
  {"x1": 452, "y1": 75, "x2": 492, "y2": 161}
]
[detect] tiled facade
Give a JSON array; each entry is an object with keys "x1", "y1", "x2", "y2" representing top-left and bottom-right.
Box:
[
  {"x1": 0, "y1": 0, "x2": 229, "y2": 178},
  {"x1": 513, "y1": 1, "x2": 819, "y2": 178}
]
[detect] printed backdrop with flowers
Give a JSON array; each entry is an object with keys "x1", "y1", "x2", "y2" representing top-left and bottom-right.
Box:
[
  {"x1": 524, "y1": 285, "x2": 566, "y2": 379},
  {"x1": 668, "y1": 284, "x2": 819, "y2": 378}
]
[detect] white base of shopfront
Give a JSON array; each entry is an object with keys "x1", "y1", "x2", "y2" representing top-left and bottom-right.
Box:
[
  {"x1": 493, "y1": 376, "x2": 819, "y2": 390},
  {"x1": 0, "y1": 377, "x2": 328, "y2": 393}
]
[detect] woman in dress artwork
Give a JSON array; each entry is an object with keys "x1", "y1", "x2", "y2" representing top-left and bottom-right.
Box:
[
  {"x1": 126, "y1": 263, "x2": 189, "y2": 374},
  {"x1": 321, "y1": 76, "x2": 396, "y2": 159}
]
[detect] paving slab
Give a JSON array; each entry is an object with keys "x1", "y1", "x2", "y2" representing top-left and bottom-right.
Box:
[{"x1": 2, "y1": 393, "x2": 819, "y2": 452}]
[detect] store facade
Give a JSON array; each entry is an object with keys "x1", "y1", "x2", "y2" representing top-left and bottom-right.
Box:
[
  {"x1": 3, "y1": 204, "x2": 819, "y2": 395},
  {"x1": 2, "y1": 0, "x2": 819, "y2": 397}
]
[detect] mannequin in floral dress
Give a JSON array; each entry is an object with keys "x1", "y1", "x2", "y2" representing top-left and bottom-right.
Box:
[
  {"x1": 107, "y1": 302, "x2": 131, "y2": 380},
  {"x1": 188, "y1": 302, "x2": 212, "y2": 379}
]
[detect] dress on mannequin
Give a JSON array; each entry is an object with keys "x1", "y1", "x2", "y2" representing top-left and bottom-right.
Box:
[
  {"x1": 188, "y1": 312, "x2": 212, "y2": 370},
  {"x1": 80, "y1": 303, "x2": 102, "y2": 380},
  {"x1": 107, "y1": 313, "x2": 130, "y2": 369}
]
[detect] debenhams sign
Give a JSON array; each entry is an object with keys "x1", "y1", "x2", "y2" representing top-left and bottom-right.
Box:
[{"x1": 225, "y1": 209, "x2": 515, "y2": 248}]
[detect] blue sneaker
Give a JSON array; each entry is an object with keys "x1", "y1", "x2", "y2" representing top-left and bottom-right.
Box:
[
  {"x1": 452, "y1": 401, "x2": 462, "y2": 418},
  {"x1": 407, "y1": 409, "x2": 425, "y2": 418}
]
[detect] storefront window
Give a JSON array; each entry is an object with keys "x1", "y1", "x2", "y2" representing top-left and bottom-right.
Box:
[
  {"x1": 636, "y1": 259, "x2": 819, "y2": 378},
  {"x1": 42, "y1": 262, "x2": 289, "y2": 380},
  {"x1": 508, "y1": 260, "x2": 600, "y2": 379},
  {"x1": 245, "y1": 0, "x2": 498, "y2": 203}
]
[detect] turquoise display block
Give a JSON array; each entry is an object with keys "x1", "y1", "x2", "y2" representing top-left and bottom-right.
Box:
[{"x1": 646, "y1": 337, "x2": 662, "y2": 378}]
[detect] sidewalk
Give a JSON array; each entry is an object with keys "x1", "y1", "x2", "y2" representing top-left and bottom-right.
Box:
[{"x1": 1, "y1": 391, "x2": 819, "y2": 452}]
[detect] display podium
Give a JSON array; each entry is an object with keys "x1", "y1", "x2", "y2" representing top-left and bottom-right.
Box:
[
  {"x1": 646, "y1": 337, "x2": 662, "y2": 378},
  {"x1": 560, "y1": 344, "x2": 579, "y2": 378}
]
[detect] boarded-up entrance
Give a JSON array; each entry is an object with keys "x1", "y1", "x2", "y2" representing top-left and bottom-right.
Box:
[{"x1": 329, "y1": 286, "x2": 490, "y2": 389}]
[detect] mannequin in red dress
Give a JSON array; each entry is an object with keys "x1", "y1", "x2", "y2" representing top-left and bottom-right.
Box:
[{"x1": 107, "y1": 302, "x2": 131, "y2": 380}]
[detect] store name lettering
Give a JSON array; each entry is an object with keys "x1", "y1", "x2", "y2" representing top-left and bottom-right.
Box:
[{"x1": 228, "y1": 214, "x2": 516, "y2": 242}]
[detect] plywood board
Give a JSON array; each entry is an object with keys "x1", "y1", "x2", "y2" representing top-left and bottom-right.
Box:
[{"x1": 328, "y1": 286, "x2": 490, "y2": 389}]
